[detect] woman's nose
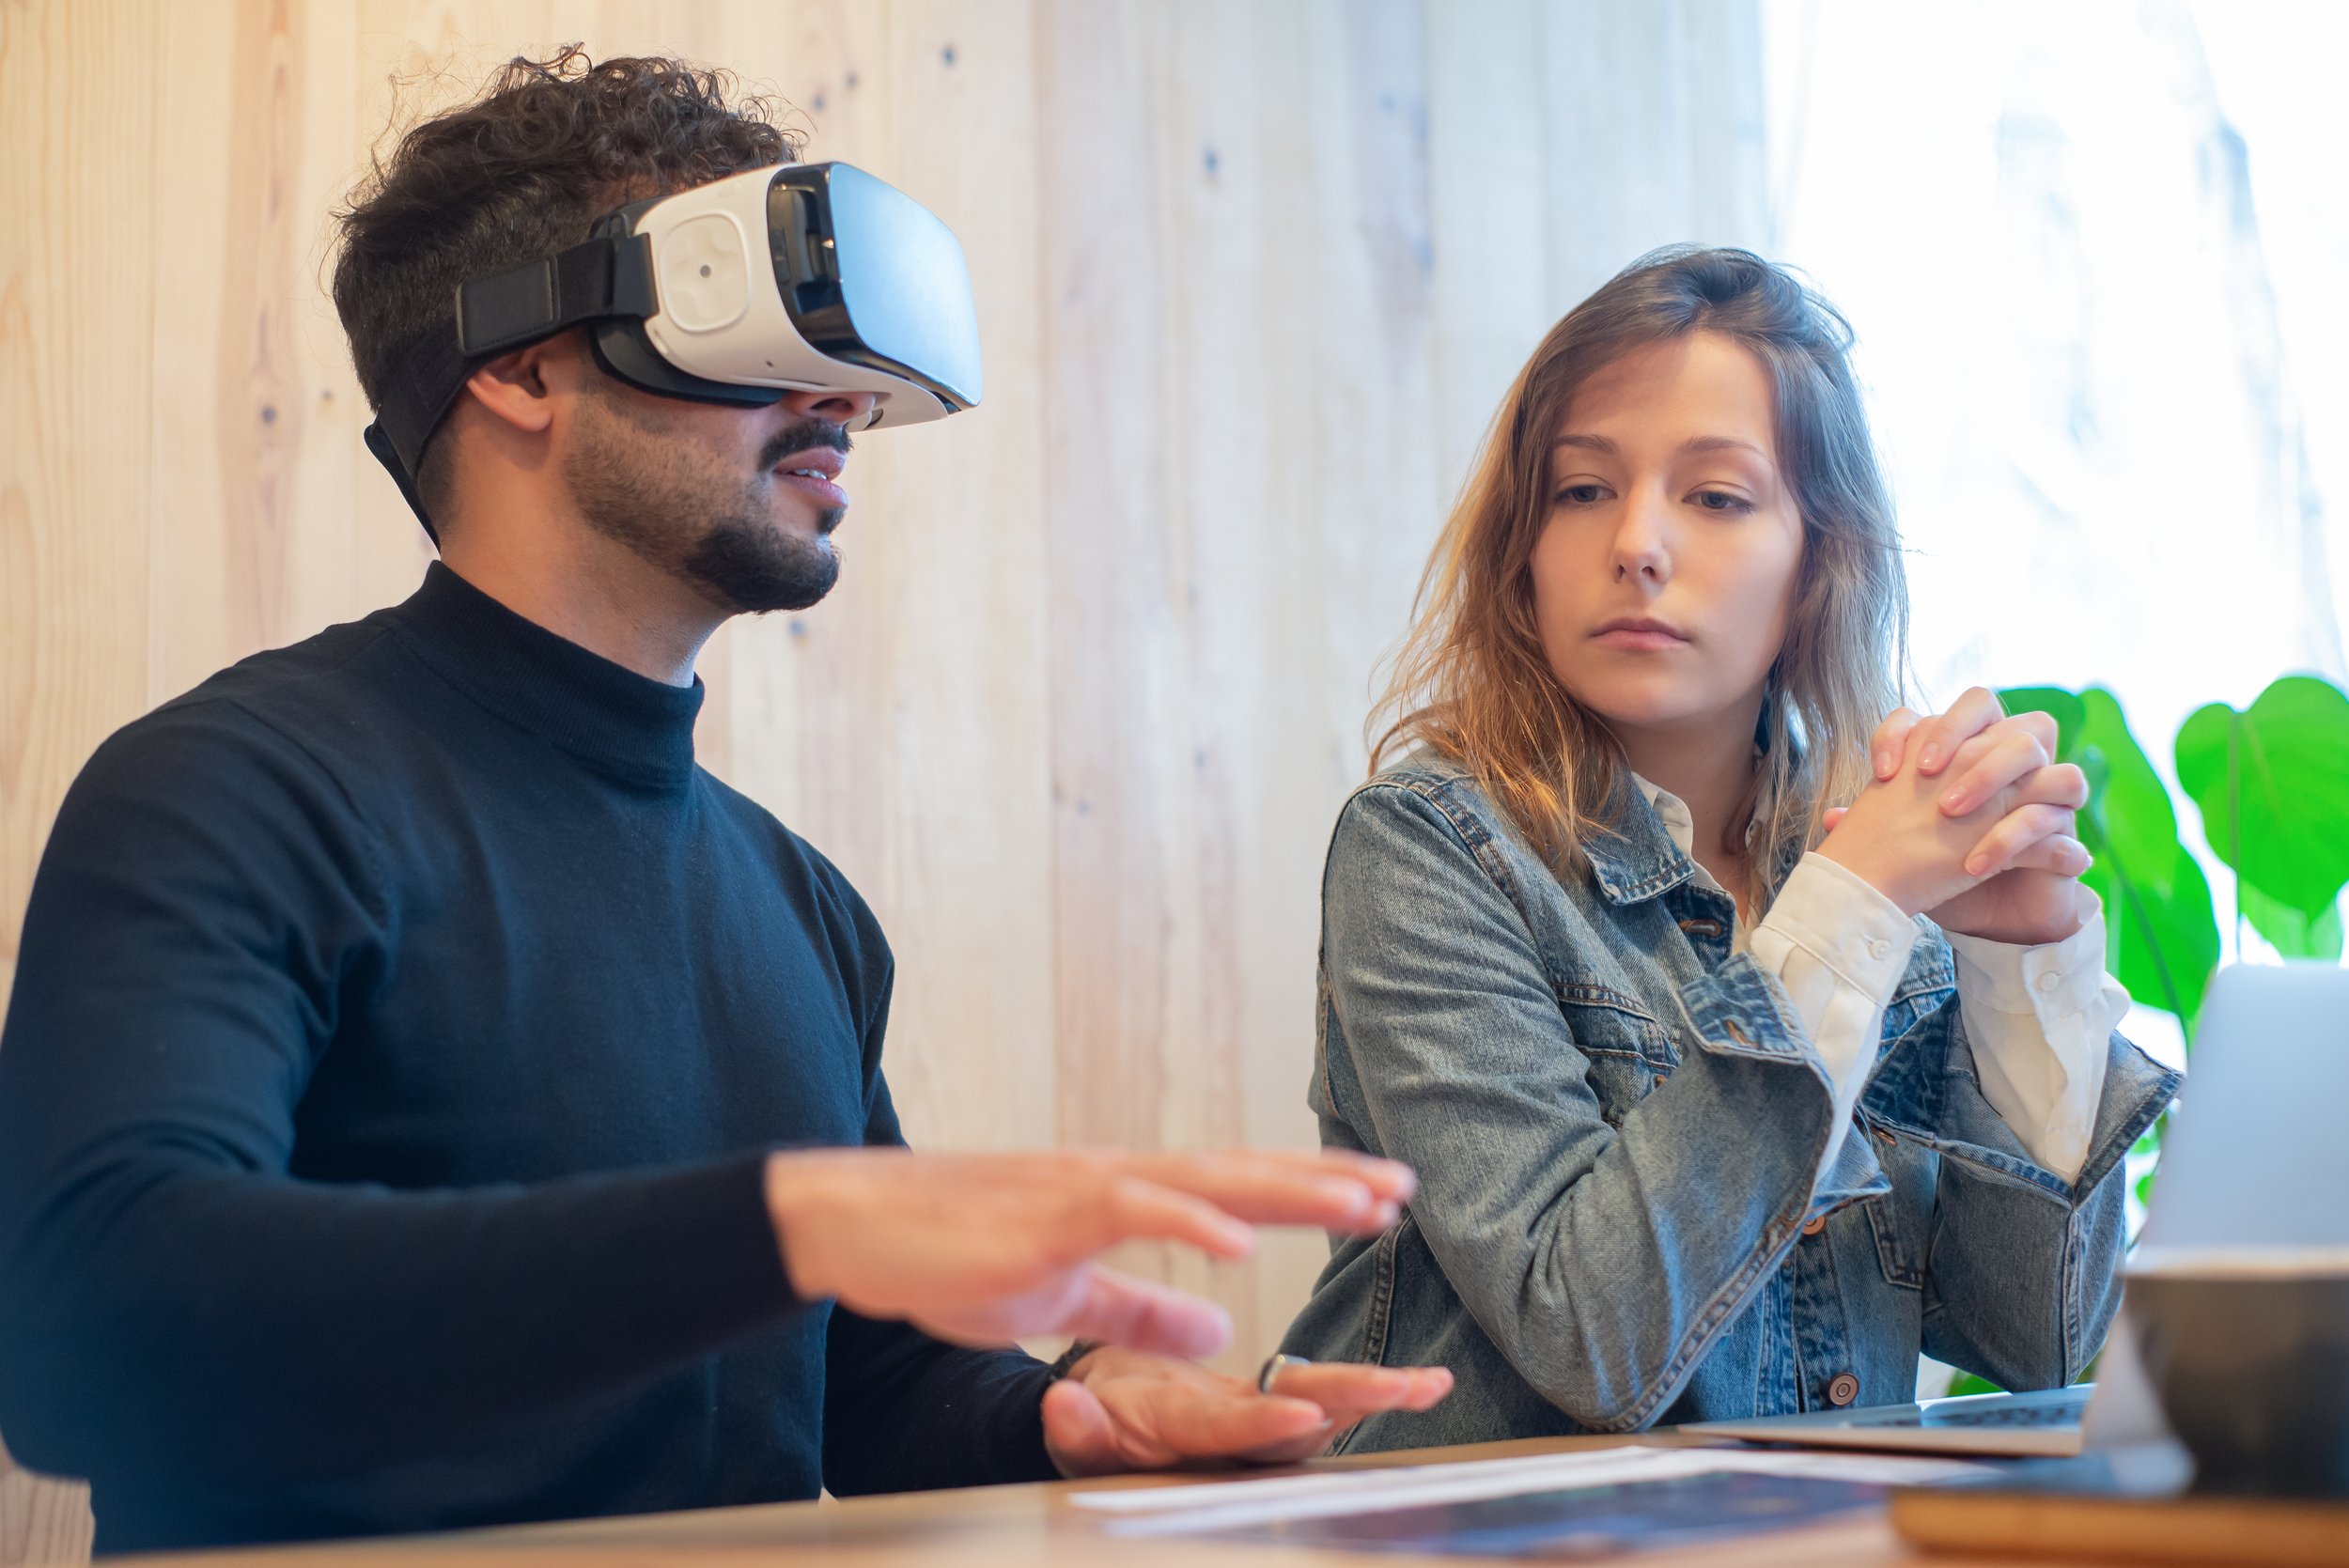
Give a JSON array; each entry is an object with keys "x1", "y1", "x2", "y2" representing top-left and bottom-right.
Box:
[{"x1": 1611, "y1": 493, "x2": 1672, "y2": 585}]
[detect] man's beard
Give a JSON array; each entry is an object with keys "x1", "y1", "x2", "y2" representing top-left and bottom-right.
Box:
[{"x1": 562, "y1": 387, "x2": 849, "y2": 614}]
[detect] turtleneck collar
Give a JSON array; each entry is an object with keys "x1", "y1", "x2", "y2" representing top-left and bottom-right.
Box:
[{"x1": 385, "y1": 563, "x2": 704, "y2": 789}]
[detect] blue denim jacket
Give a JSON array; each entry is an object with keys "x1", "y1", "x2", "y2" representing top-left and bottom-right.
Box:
[{"x1": 1280, "y1": 753, "x2": 2179, "y2": 1452}]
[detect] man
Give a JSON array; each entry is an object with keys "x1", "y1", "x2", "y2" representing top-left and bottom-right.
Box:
[{"x1": 0, "y1": 50, "x2": 1447, "y2": 1553}]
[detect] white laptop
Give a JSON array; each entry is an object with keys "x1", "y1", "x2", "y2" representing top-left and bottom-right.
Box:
[{"x1": 1684, "y1": 962, "x2": 2347, "y2": 1458}]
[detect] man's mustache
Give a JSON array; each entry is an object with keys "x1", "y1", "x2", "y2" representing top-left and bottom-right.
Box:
[{"x1": 757, "y1": 419, "x2": 853, "y2": 473}]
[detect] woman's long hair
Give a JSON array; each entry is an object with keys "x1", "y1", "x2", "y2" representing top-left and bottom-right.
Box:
[{"x1": 1371, "y1": 246, "x2": 1908, "y2": 909}]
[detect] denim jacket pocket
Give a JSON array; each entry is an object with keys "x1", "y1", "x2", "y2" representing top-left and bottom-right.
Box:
[
  {"x1": 1557, "y1": 984, "x2": 1676, "y2": 1126},
  {"x1": 1860, "y1": 1117, "x2": 1937, "y2": 1290}
]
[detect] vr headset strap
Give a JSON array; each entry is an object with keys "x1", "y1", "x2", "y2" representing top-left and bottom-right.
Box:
[
  {"x1": 363, "y1": 232, "x2": 657, "y2": 536},
  {"x1": 458, "y1": 232, "x2": 658, "y2": 357}
]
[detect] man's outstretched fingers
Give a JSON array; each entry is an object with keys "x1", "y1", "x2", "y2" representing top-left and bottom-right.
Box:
[
  {"x1": 1098, "y1": 1175, "x2": 1257, "y2": 1260},
  {"x1": 1158, "y1": 1384, "x2": 1330, "y2": 1455},
  {"x1": 1128, "y1": 1152, "x2": 1405, "y2": 1234},
  {"x1": 1295, "y1": 1148, "x2": 1419, "y2": 1202},
  {"x1": 1056, "y1": 1266, "x2": 1233, "y2": 1358},
  {"x1": 1144, "y1": 1148, "x2": 1413, "y2": 1201},
  {"x1": 1267, "y1": 1361, "x2": 1455, "y2": 1417}
]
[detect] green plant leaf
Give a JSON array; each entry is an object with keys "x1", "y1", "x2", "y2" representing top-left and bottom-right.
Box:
[
  {"x1": 2239, "y1": 884, "x2": 2345, "y2": 960},
  {"x1": 2016, "y1": 687, "x2": 2222, "y2": 1025},
  {"x1": 2077, "y1": 691, "x2": 2195, "y2": 889},
  {"x1": 2174, "y1": 676, "x2": 2349, "y2": 931},
  {"x1": 2082, "y1": 841, "x2": 2219, "y2": 1027}
]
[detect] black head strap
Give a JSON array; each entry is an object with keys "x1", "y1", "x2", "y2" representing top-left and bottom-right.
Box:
[{"x1": 363, "y1": 230, "x2": 656, "y2": 537}]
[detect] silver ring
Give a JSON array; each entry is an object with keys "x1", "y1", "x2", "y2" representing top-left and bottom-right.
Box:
[{"x1": 1256, "y1": 1353, "x2": 1310, "y2": 1394}]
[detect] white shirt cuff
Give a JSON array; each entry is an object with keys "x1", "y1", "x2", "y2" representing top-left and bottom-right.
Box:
[
  {"x1": 1943, "y1": 916, "x2": 2111, "y2": 1023},
  {"x1": 1942, "y1": 911, "x2": 2119, "y2": 1183},
  {"x1": 1750, "y1": 854, "x2": 1921, "y2": 1188},
  {"x1": 1754, "y1": 853, "x2": 1919, "y2": 1008}
]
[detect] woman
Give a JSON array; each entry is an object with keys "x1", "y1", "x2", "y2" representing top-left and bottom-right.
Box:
[{"x1": 1279, "y1": 246, "x2": 2178, "y2": 1452}]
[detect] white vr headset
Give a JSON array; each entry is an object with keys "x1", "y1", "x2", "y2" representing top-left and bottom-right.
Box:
[{"x1": 364, "y1": 161, "x2": 983, "y2": 536}]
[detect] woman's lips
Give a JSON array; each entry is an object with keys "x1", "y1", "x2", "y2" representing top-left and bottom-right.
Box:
[{"x1": 1593, "y1": 627, "x2": 1688, "y2": 650}]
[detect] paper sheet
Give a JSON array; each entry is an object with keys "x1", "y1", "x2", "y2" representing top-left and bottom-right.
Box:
[{"x1": 1069, "y1": 1444, "x2": 1984, "y2": 1537}]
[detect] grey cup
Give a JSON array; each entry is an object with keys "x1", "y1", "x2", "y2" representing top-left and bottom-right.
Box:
[{"x1": 2125, "y1": 1252, "x2": 2349, "y2": 1498}]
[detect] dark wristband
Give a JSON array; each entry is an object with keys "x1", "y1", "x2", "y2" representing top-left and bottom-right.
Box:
[{"x1": 1045, "y1": 1340, "x2": 1099, "y2": 1381}]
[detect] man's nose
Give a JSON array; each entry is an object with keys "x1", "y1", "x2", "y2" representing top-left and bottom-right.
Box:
[{"x1": 781, "y1": 387, "x2": 880, "y2": 427}]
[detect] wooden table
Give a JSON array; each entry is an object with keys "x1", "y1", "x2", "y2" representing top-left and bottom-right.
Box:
[{"x1": 114, "y1": 1433, "x2": 2140, "y2": 1568}]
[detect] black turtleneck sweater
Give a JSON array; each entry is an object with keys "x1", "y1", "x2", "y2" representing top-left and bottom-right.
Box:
[{"x1": 0, "y1": 565, "x2": 1057, "y2": 1554}]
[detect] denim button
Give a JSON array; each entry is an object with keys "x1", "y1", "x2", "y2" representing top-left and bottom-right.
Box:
[
  {"x1": 1828, "y1": 1373, "x2": 1860, "y2": 1406},
  {"x1": 1801, "y1": 1217, "x2": 1827, "y2": 1236}
]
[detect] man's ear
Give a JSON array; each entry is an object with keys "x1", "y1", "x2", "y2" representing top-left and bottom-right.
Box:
[{"x1": 461, "y1": 334, "x2": 577, "y2": 436}]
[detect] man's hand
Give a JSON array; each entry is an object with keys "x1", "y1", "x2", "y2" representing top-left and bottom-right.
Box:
[
  {"x1": 1041, "y1": 1346, "x2": 1454, "y2": 1475},
  {"x1": 1823, "y1": 687, "x2": 2095, "y2": 945},
  {"x1": 763, "y1": 1147, "x2": 1415, "y2": 1358}
]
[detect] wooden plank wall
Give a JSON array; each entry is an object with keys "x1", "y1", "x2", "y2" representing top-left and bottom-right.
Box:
[{"x1": 0, "y1": 1, "x2": 1764, "y2": 1554}]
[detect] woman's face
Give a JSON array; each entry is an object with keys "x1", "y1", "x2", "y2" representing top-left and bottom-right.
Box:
[{"x1": 1530, "y1": 331, "x2": 1806, "y2": 748}]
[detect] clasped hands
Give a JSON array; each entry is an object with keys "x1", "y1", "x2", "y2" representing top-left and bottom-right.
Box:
[
  {"x1": 1818, "y1": 686, "x2": 2097, "y2": 946},
  {"x1": 763, "y1": 1146, "x2": 1452, "y2": 1477}
]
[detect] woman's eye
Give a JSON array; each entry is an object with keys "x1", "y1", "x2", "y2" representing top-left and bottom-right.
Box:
[
  {"x1": 1690, "y1": 489, "x2": 1752, "y2": 513},
  {"x1": 1554, "y1": 483, "x2": 1610, "y2": 506}
]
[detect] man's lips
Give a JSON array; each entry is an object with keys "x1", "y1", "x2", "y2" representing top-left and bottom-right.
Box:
[
  {"x1": 773, "y1": 447, "x2": 848, "y2": 510},
  {"x1": 1591, "y1": 616, "x2": 1689, "y2": 650}
]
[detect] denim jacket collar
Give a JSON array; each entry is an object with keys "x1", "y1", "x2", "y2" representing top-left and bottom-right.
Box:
[
  {"x1": 1579, "y1": 774, "x2": 1701, "y2": 908},
  {"x1": 1410, "y1": 753, "x2": 1798, "y2": 910}
]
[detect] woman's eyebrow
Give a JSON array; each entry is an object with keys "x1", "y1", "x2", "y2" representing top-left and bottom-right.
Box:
[
  {"x1": 1550, "y1": 434, "x2": 1770, "y2": 459},
  {"x1": 1679, "y1": 435, "x2": 1770, "y2": 460}
]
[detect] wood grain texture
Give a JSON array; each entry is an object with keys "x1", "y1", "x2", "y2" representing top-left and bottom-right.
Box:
[
  {"x1": 0, "y1": 4, "x2": 167, "y2": 1548},
  {"x1": 0, "y1": 3, "x2": 1763, "y2": 1556}
]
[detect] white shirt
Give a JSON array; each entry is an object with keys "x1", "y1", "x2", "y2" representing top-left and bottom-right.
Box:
[{"x1": 1638, "y1": 778, "x2": 2124, "y2": 1184}]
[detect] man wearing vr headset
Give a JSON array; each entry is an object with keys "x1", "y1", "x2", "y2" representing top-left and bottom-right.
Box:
[{"x1": 0, "y1": 51, "x2": 1449, "y2": 1553}]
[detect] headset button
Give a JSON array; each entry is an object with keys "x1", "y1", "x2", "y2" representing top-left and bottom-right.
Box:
[{"x1": 660, "y1": 213, "x2": 752, "y2": 333}]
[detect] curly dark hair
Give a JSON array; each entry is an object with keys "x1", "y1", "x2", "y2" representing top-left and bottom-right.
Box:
[{"x1": 332, "y1": 46, "x2": 798, "y2": 514}]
